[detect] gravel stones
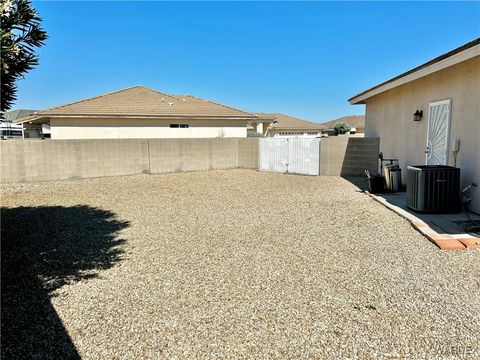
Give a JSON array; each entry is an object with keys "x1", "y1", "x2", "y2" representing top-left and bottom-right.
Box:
[{"x1": 2, "y1": 170, "x2": 479, "y2": 358}]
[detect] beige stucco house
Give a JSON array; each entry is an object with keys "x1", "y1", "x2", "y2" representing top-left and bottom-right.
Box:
[
  {"x1": 15, "y1": 86, "x2": 257, "y2": 139},
  {"x1": 249, "y1": 113, "x2": 325, "y2": 137},
  {"x1": 349, "y1": 38, "x2": 480, "y2": 213}
]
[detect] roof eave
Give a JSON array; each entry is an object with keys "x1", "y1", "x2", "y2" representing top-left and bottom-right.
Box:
[
  {"x1": 348, "y1": 39, "x2": 480, "y2": 105},
  {"x1": 14, "y1": 115, "x2": 46, "y2": 124}
]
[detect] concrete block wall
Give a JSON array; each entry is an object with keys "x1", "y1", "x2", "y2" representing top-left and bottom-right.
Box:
[
  {"x1": 147, "y1": 138, "x2": 259, "y2": 173},
  {"x1": 0, "y1": 137, "x2": 377, "y2": 182},
  {"x1": 1, "y1": 138, "x2": 260, "y2": 183},
  {"x1": 319, "y1": 137, "x2": 380, "y2": 176},
  {"x1": 237, "y1": 138, "x2": 259, "y2": 169}
]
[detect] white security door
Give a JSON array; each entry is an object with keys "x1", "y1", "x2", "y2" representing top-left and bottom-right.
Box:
[{"x1": 426, "y1": 99, "x2": 452, "y2": 165}]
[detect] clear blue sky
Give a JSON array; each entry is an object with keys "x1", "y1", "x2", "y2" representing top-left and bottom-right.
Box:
[{"x1": 14, "y1": 1, "x2": 480, "y2": 122}]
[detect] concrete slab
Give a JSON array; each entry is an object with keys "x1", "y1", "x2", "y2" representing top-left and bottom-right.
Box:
[
  {"x1": 368, "y1": 191, "x2": 480, "y2": 251},
  {"x1": 374, "y1": 192, "x2": 480, "y2": 223}
]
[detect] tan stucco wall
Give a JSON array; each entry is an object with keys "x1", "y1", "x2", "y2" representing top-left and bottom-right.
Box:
[
  {"x1": 364, "y1": 56, "x2": 480, "y2": 212},
  {"x1": 50, "y1": 118, "x2": 248, "y2": 139}
]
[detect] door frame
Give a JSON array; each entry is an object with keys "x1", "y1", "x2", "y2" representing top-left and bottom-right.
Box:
[{"x1": 425, "y1": 98, "x2": 452, "y2": 165}]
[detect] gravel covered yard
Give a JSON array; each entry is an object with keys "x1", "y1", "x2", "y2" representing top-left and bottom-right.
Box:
[{"x1": 2, "y1": 170, "x2": 479, "y2": 359}]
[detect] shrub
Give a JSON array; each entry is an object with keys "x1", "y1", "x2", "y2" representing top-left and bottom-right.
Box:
[{"x1": 334, "y1": 122, "x2": 352, "y2": 134}]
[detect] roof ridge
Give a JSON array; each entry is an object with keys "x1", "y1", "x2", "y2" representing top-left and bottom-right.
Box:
[
  {"x1": 135, "y1": 85, "x2": 178, "y2": 100},
  {"x1": 175, "y1": 94, "x2": 256, "y2": 117},
  {"x1": 272, "y1": 112, "x2": 321, "y2": 125},
  {"x1": 38, "y1": 85, "x2": 151, "y2": 114}
]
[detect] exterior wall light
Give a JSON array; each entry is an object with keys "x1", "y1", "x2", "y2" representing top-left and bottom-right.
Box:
[{"x1": 413, "y1": 110, "x2": 423, "y2": 121}]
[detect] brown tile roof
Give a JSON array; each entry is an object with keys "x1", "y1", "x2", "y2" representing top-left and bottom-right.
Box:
[
  {"x1": 20, "y1": 86, "x2": 256, "y2": 121},
  {"x1": 321, "y1": 115, "x2": 365, "y2": 128},
  {"x1": 257, "y1": 113, "x2": 325, "y2": 129}
]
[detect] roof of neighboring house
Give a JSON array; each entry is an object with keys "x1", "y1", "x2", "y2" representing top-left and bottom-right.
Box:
[
  {"x1": 15, "y1": 86, "x2": 256, "y2": 123},
  {"x1": 349, "y1": 37, "x2": 480, "y2": 104},
  {"x1": 3, "y1": 109, "x2": 38, "y2": 122},
  {"x1": 256, "y1": 113, "x2": 325, "y2": 129},
  {"x1": 321, "y1": 115, "x2": 365, "y2": 129}
]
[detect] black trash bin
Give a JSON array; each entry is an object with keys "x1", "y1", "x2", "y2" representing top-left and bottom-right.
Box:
[{"x1": 368, "y1": 175, "x2": 385, "y2": 194}]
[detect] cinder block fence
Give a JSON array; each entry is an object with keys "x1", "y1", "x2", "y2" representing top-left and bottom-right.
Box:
[
  {"x1": 0, "y1": 138, "x2": 259, "y2": 183},
  {"x1": 319, "y1": 137, "x2": 379, "y2": 176},
  {"x1": 0, "y1": 137, "x2": 378, "y2": 183}
]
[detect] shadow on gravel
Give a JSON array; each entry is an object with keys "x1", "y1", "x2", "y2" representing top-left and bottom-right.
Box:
[
  {"x1": 1, "y1": 205, "x2": 129, "y2": 359},
  {"x1": 342, "y1": 176, "x2": 370, "y2": 192}
]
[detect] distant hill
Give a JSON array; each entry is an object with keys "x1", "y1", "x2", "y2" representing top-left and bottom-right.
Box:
[
  {"x1": 321, "y1": 115, "x2": 365, "y2": 129},
  {"x1": 3, "y1": 109, "x2": 38, "y2": 122}
]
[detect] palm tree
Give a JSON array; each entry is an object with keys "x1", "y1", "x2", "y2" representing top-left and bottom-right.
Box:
[{"x1": 1, "y1": 0, "x2": 47, "y2": 114}]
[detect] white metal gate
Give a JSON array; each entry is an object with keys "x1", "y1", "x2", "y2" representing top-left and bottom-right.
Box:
[
  {"x1": 259, "y1": 138, "x2": 320, "y2": 175},
  {"x1": 426, "y1": 99, "x2": 452, "y2": 165}
]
